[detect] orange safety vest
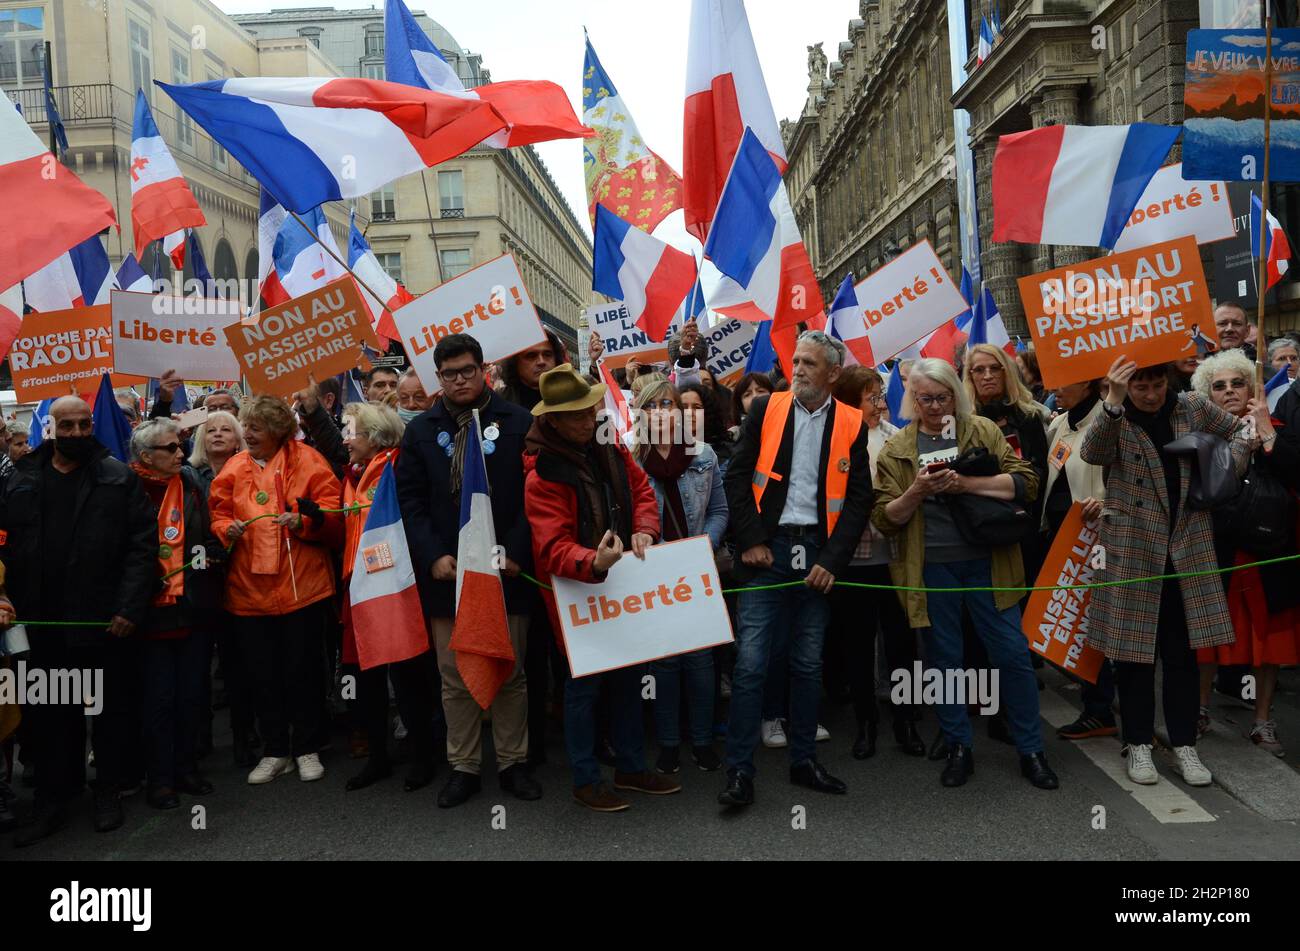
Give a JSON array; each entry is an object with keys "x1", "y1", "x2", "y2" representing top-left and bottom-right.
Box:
[{"x1": 751, "y1": 390, "x2": 863, "y2": 535}]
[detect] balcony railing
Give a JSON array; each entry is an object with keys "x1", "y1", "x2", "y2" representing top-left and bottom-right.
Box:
[
  {"x1": 4, "y1": 82, "x2": 259, "y2": 192},
  {"x1": 439, "y1": 206, "x2": 465, "y2": 219}
]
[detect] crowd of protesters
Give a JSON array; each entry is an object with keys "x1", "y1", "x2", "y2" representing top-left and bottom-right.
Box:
[{"x1": 0, "y1": 296, "x2": 1298, "y2": 842}]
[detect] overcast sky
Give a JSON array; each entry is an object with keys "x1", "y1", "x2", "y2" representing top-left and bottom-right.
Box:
[{"x1": 214, "y1": 0, "x2": 859, "y2": 259}]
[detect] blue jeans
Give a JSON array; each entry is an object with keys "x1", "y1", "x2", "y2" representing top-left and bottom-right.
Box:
[
  {"x1": 726, "y1": 534, "x2": 829, "y2": 777},
  {"x1": 761, "y1": 624, "x2": 789, "y2": 721},
  {"x1": 921, "y1": 558, "x2": 1044, "y2": 755},
  {"x1": 652, "y1": 649, "x2": 714, "y2": 747},
  {"x1": 564, "y1": 665, "x2": 646, "y2": 789}
]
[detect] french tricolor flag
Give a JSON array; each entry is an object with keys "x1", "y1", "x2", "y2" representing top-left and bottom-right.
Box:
[
  {"x1": 827, "y1": 274, "x2": 875, "y2": 367},
  {"x1": 966, "y1": 286, "x2": 1015, "y2": 356},
  {"x1": 1250, "y1": 192, "x2": 1292, "y2": 290},
  {"x1": 449, "y1": 410, "x2": 516, "y2": 709},
  {"x1": 23, "y1": 233, "x2": 114, "y2": 313},
  {"x1": 114, "y1": 253, "x2": 154, "y2": 294},
  {"x1": 157, "y1": 75, "x2": 560, "y2": 214},
  {"x1": 704, "y1": 128, "x2": 822, "y2": 331},
  {"x1": 593, "y1": 205, "x2": 697, "y2": 343},
  {"x1": 385, "y1": 0, "x2": 592, "y2": 151},
  {"x1": 0, "y1": 89, "x2": 116, "y2": 293},
  {"x1": 130, "y1": 91, "x2": 206, "y2": 262},
  {"x1": 598, "y1": 360, "x2": 636, "y2": 449},
  {"x1": 882, "y1": 361, "x2": 909, "y2": 427},
  {"x1": 992, "y1": 123, "x2": 1179, "y2": 249},
  {"x1": 683, "y1": 0, "x2": 786, "y2": 242},
  {"x1": 348, "y1": 208, "x2": 413, "y2": 345},
  {"x1": 349, "y1": 460, "x2": 428, "y2": 671},
  {"x1": 257, "y1": 191, "x2": 347, "y2": 308},
  {"x1": 977, "y1": 16, "x2": 994, "y2": 64},
  {"x1": 1265, "y1": 364, "x2": 1293, "y2": 413}
]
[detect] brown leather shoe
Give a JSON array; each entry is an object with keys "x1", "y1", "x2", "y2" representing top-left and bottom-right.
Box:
[
  {"x1": 573, "y1": 783, "x2": 630, "y2": 812},
  {"x1": 613, "y1": 770, "x2": 682, "y2": 795}
]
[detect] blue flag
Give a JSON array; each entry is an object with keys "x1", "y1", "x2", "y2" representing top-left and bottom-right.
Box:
[
  {"x1": 92, "y1": 373, "x2": 133, "y2": 462},
  {"x1": 745, "y1": 320, "x2": 777, "y2": 375}
]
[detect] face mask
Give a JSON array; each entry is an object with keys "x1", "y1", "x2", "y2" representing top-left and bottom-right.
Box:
[
  {"x1": 397, "y1": 407, "x2": 422, "y2": 422},
  {"x1": 55, "y1": 435, "x2": 98, "y2": 462}
]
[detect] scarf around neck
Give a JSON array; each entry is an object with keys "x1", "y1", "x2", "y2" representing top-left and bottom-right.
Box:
[
  {"x1": 131, "y1": 462, "x2": 185, "y2": 605},
  {"x1": 446, "y1": 388, "x2": 493, "y2": 499},
  {"x1": 641, "y1": 443, "x2": 690, "y2": 541}
]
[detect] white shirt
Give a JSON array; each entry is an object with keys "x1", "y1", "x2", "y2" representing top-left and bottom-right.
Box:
[{"x1": 778, "y1": 393, "x2": 833, "y2": 527}]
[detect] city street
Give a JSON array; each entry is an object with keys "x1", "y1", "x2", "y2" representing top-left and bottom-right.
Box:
[{"x1": 10, "y1": 668, "x2": 1300, "y2": 861}]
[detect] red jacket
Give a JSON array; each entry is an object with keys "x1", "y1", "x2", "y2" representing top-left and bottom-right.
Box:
[{"x1": 523, "y1": 440, "x2": 659, "y2": 639}]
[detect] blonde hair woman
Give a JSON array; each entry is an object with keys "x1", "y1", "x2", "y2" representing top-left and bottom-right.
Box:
[
  {"x1": 189, "y1": 410, "x2": 245, "y2": 494},
  {"x1": 872, "y1": 358, "x2": 1056, "y2": 790}
]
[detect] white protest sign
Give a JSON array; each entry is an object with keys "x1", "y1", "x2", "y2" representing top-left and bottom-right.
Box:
[
  {"x1": 552, "y1": 535, "x2": 734, "y2": 678},
  {"x1": 111, "y1": 291, "x2": 243, "y2": 381},
  {"x1": 855, "y1": 240, "x2": 969, "y2": 364},
  {"x1": 394, "y1": 253, "x2": 545, "y2": 393},
  {"x1": 1112, "y1": 163, "x2": 1234, "y2": 253},
  {"x1": 586, "y1": 301, "x2": 679, "y2": 369},
  {"x1": 703, "y1": 318, "x2": 759, "y2": 385}
]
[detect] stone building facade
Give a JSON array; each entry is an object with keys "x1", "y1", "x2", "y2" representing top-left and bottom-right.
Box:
[{"x1": 784, "y1": 0, "x2": 962, "y2": 305}]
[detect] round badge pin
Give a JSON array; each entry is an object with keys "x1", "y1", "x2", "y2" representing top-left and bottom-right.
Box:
[
  {"x1": 444, "y1": 445, "x2": 454, "y2": 457},
  {"x1": 163, "y1": 526, "x2": 180, "y2": 542},
  {"x1": 159, "y1": 544, "x2": 172, "y2": 560},
  {"x1": 837, "y1": 457, "x2": 850, "y2": 473},
  {"x1": 255, "y1": 490, "x2": 269, "y2": 505},
  {"x1": 437, "y1": 431, "x2": 452, "y2": 448},
  {"x1": 483, "y1": 424, "x2": 500, "y2": 442},
  {"x1": 482, "y1": 440, "x2": 496, "y2": 455}
]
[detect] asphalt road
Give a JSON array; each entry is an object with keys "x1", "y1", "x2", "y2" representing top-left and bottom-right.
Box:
[{"x1": 8, "y1": 668, "x2": 1300, "y2": 861}]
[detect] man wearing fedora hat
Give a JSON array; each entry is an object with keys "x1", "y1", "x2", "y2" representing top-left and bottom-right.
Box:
[{"x1": 523, "y1": 363, "x2": 681, "y2": 811}]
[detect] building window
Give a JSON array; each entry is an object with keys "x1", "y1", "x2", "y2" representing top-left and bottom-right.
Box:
[
  {"x1": 171, "y1": 47, "x2": 193, "y2": 151},
  {"x1": 0, "y1": 6, "x2": 45, "y2": 88},
  {"x1": 440, "y1": 249, "x2": 471, "y2": 279},
  {"x1": 370, "y1": 185, "x2": 395, "y2": 221},
  {"x1": 438, "y1": 169, "x2": 464, "y2": 216},
  {"x1": 364, "y1": 27, "x2": 384, "y2": 58},
  {"x1": 207, "y1": 70, "x2": 226, "y2": 167},
  {"x1": 361, "y1": 62, "x2": 385, "y2": 80},
  {"x1": 129, "y1": 17, "x2": 152, "y2": 103},
  {"x1": 374, "y1": 252, "x2": 402, "y2": 283},
  {"x1": 298, "y1": 27, "x2": 322, "y2": 49}
]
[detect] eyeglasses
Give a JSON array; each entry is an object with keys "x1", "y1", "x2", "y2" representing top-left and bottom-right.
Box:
[
  {"x1": 970, "y1": 365, "x2": 1004, "y2": 377},
  {"x1": 1210, "y1": 378, "x2": 1247, "y2": 391},
  {"x1": 437, "y1": 365, "x2": 481, "y2": 383},
  {"x1": 866, "y1": 394, "x2": 887, "y2": 407},
  {"x1": 150, "y1": 442, "x2": 184, "y2": 454},
  {"x1": 915, "y1": 394, "x2": 953, "y2": 408}
]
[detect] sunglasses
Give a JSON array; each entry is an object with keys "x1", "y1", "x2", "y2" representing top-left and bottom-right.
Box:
[{"x1": 150, "y1": 442, "x2": 184, "y2": 455}]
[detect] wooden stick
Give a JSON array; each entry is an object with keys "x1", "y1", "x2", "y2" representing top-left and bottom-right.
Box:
[{"x1": 1256, "y1": 15, "x2": 1273, "y2": 393}]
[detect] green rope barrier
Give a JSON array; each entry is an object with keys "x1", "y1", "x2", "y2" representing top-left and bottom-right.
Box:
[{"x1": 12, "y1": 528, "x2": 1299, "y2": 628}]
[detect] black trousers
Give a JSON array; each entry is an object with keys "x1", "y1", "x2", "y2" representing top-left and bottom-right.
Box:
[
  {"x1": 238, "y1": 604, "x2": 327, "y2": 759},
  {"x1": 140, "y1": 631, "x2": 210, "y2": 788},
  {"x1": 828, "y1": 564, "x2": 920, "y2": 727},
  {"x1": 214, "y1": 611, "x2": 256, "y2": 741},
  {"x1": 1114, "y1": 578, "x2": 1200, "y2": 748},
  {"x1": 345, "y1": 650, "x2": 439, "y2": 768},
  {"x1": 26, "y1": 637, "x2": 137, "y2": 807}
]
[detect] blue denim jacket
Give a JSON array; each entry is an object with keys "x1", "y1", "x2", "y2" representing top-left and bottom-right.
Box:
[{"x1": 643, "y1": 443, "x2": 729, "y2": 550}]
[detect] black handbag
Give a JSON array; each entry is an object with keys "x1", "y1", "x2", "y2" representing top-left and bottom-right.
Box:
[
  {"x1": 1216, "y1": 455, "x2": 1297, "y2": 555},
  {"x1": 942, "y1": 447, "x2": 1034, "y2": 547},
  {"x1": 1162, "y1": 432, "x2": 1239, "y2": 510}
]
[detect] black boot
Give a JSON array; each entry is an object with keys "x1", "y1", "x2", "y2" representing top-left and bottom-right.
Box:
[
  {"x1": 436, "y1": 770, "x2": 481, "y2": 808},
  {"x1": 852, "y1": 721, "x2": 877, "y2": 760},
  {"x1": 13, "y1": 802, "x2": 69, "y2": 847},
  {"x1": 940, "y1": 744, "x2": 974, "y2": 787},
  {"x1": 346, "y1": 758, "x2": 393, "y2": 791},
  {"x1": 927, "y1": 730, "x2": 950, "y2": 761},
  {"x1": 894, "y1": 718, "x2": 926, "y2": 756}
]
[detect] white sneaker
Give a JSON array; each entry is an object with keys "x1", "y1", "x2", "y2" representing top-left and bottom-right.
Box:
[
  {"x1": 760, "y1": 718, "x2": 788, "y2": 748},
  {"x1": 1124, "y1": 743, "x2": 1158, "y2": 785},
  {"x1": 296, "y1": 753, "x2": 325, "y2": 782},
  {"x1": 1173, "y1": 746, "x2": 1212, "y2": 787},
  {"x1": 247, "y1": 756, "x2": 295, "y2": 785},
  {"x1": 815, "y1": 723, "x2": 830, "y2": 742},
  {"x1": 393, "y1": 716, "x2": 408, "y2": 741}
]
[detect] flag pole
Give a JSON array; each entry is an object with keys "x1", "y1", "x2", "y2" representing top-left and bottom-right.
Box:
[
  {"x1": 419, "y1": 170, "x2": 448, "y2": 287},
  {"x1": 285, "y1": 208, "x2": 392, "y2": 312},
  {"x1": 1256, "y1": 14, "x2": 1273, "y2": 393}
]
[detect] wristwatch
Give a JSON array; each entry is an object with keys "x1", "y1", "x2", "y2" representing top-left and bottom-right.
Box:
[{"x1": 1102, "y1": 402, "x2": 1125, "y2": 418}]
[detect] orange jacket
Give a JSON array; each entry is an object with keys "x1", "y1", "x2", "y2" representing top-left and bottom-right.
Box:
[
  {"x1": 342, "y1": 448, "x2": 398, "y2": 582},
  {"x1": 209, "y1": 440, "x2": 343, "y2": 617}
]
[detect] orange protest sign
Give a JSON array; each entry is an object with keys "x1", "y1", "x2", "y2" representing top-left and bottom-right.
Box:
[
  {"x1": 1021, "y1": 503, "x2": 1106, "y2": 684},
  {"x1": 9, "y1": 305, "x2": 148, "y2": 401},
  {"x1": 1017, "y1": 235, "x2": 1215, "y2": 390},
  {"x1": 225, "y1": 278, "x2": 380, "y2": 397}
]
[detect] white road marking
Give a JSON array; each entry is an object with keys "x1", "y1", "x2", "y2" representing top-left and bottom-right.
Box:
[{"x1": 1038, "y1": 691, "x2": 1216, "y2": 824}]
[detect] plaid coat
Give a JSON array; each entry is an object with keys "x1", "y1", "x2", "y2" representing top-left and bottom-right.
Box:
[{"x1": 1080, "y1": 392, "x2": 1250, "y2": 663}]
